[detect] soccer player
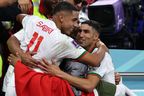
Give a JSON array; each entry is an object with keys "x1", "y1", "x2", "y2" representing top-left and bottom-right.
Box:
[
  {"x1": 34, "y1": 20, "x2": 136, "y2": 96},
  {"x1": 4, "y1": 2, "x2": 107, "y2": 96}
]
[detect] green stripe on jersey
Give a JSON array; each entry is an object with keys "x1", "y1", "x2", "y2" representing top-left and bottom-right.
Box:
[{"x1": 76, "y1": 51, "x2": 87, "y2": 60}]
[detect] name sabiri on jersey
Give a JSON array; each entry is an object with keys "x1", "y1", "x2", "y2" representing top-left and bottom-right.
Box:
[{"x1": 36, "y1": 21, "x2": 53, "y2": 34}]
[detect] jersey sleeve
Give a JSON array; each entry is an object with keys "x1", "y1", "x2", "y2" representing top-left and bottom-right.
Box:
[
  {"x1": 88, "y1": 64, "x2": 107, "y2": 78},
  {"x1": 14, "y1": 15, "x2": 36, "y2": 50},
  {"x1": 22, "y1": 15, "x2": 39, "y2": 29},
  {"x1": 88, "y1": 52, "x2": 114, "y2": 78},
  {"x1": 88, "y1": 53, "x2": 107, "y2": 78},
  {"x1": 18, "y1": 15, "x2": 39, "y2": 42},
  {"x1": 22, "y1": 15, "x2": 32, "y2": 28}
]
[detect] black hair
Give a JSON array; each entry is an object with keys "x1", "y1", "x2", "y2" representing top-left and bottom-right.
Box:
[
  {"x1": 81, "y1": 20, "x2": 101, "y2": 34},
  {"x1": 74, "y1": 0, "x2": 87, "y2": 6},
  {"x1": 43, "y1": 0, "x2": 54, "y2": 17},
  {"x1": 53, "y1": 1, "x2": 79, "y2": 15}
]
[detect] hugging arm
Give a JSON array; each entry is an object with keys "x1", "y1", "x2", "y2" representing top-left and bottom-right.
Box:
[{"x1": 78, "y1": 40, "x2": 108, "y2": 67}]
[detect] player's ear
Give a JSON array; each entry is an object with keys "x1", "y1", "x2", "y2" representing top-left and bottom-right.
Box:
[
  {"x1": 59, "y1": 13, "x2": 64, "y2": 23},
  {"x1": 93, "y1": 33, "x2": 99, "y2": 41},
  {"x1": 59, "y1": 16, "x2": 64, "y2": 23}
]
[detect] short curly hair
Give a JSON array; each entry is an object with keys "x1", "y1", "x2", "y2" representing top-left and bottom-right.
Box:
[{"x1": 81, "y1": 20, "x2": 101, "y2": 34}]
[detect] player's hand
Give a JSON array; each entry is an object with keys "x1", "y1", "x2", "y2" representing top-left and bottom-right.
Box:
[
  {"x1": 115, "y1": 72, "x2": 121, "y2": 85},
  {"x1": 19, "y1": 52, "x2": 38, "y2": 68},
  {"x1": 96, "y1": 39, "x2": 109, "y2": 53},
  {"x1": 18, "y1": 0, "x2": 32, "y2": 13},
  {"x1": 37, "y1": 59, "x2": 62, "y2": 76},
  {"x1": 8, "y1": 53, "x2": 21, "y2": 66}
]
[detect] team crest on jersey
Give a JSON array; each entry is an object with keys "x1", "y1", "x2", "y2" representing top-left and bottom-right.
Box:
[{"x1": 72, "y1": 40, "x2": 80, "y2": 48}]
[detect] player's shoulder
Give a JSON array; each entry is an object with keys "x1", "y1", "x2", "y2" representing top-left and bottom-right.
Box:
[
  {"x1": 93, "y1": 48, "x2": 111, "y2": 57},
  {"x1": 54, "y1": 32, "x2": 71, "y2": 42},
  {"x1": 26, "y1": 15, "x2": 55, "y2": 25},
  {"x1": 24, "y1": 15, "x2": 40, "y2": 21},
  {"x1": 54, "y1": 32, "x2": 77, "y2": 48}
]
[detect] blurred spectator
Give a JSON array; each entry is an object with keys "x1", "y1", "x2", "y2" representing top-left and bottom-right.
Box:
[
  {"x1": 115, "y1": 72, "x2": 121, "y2": 85},
  {"x1": 86, "y1": 0, "x2": 96, "y2": 5},
  {"x1": 0, "y1": 0, "x2": 17, "y2": 7},
  {"x1": 65, "y1": 0, "x2": 87, "y2": 11},
  {"x1": 0, "y1": 3, "x2": 21, "y2": 21},
  {"x1": 17, "y1": 0, "x2": 32, "y2": 13}
]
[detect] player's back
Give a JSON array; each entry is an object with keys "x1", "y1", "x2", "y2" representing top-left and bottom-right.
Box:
[
  {"x1": 20, "y1": 16, "x2": 66, "y2": 64},
  {"x1": 19, "y1": 15, "x2": 85, "y2": 67}
]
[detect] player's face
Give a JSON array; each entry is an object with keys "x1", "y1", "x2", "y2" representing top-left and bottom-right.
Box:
[
  {"x1": 76, "y1": 24, "x2": 98, "y2": 49},
  {"x1": 61, "y1": 11, "x2": 79, "y2": 36},
  {"x1": 74, "y1": 0, "x2": 83, "y2": 11}
]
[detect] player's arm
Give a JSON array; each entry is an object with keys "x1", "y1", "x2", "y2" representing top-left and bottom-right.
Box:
[
  {"x1": 59, "y1": 72, "x2": 100, "y2": 92},
  {"x1": 64, "y1": 38, "x2": 108, "y2": 67},
  {"x1": 37, "y1": 59, "x2": 101, "y2": 93},
  {"x1": 7, "y1": 35, "x2": 23, "y2": 55},
  {"x1": 7, "y1": 33, "x2": 38, "y2": 67},
  {"x1": 18, "y1": 0, "x2": 32, "y2": 13},
  {"x1": 78, "y1": 41, "x2": 108, "y2": 67},
  {"x1": 9, "y1": 13, "x2": 31, "y2": 55}
]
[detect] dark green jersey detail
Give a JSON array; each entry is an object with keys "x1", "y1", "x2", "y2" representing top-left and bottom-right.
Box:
[{"x1": 96, "y1": 80, "x2": 116, "y2": 96}]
